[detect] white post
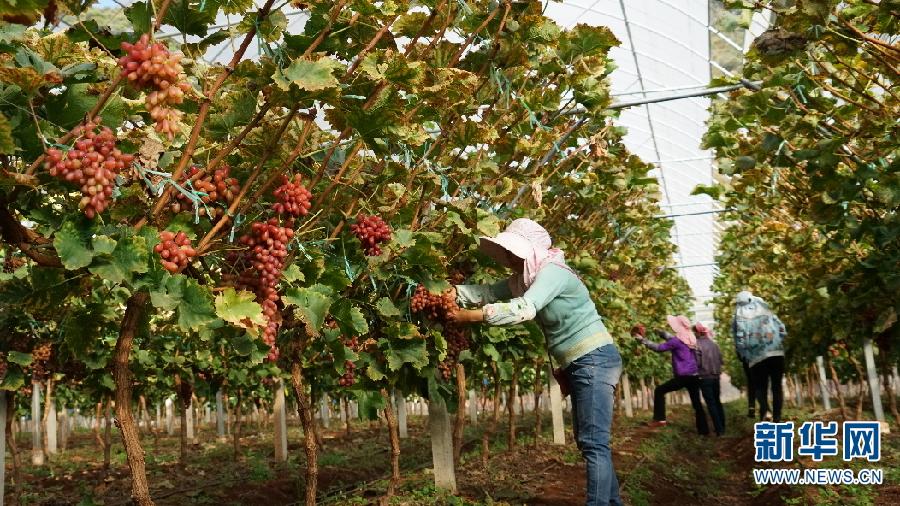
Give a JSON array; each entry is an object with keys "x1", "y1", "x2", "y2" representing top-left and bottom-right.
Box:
[
  {"x1": 216, "y1": 390, "x2": 225, "y2": 439},
  {"x1": 1, "y1": 390, "x2": 7, "y2": 506},
  {"x1": 395, "y1": 391, "x2": 408, "y2": 438},
  {"x1": 892, "y1": 366, "x2": 900, "y2": 396},
  {"x1": 467, "y1": 390, "x2": 478, "y2": 423},
  {"x1": 59, "y1": 407, "x2": 69, "y2": 451},
  {"x1": 428, "y1": 398, "x2": 457, "y2": 493},
  {"x1": 46, "y1": 400, "x2": 58, "y2": 455},
  {"x1": 155, "y1": 404, "x2": 161, "y2": 430},
  {"x1": 320, "y1": 395, "x2": 331, "y2": 429},
  {"x1": 350, "y1": 400, "x2": 358, "y2": 419},
  {"x1": 185, "y1": 398, "x2": 195, "y2": 443},
  {"x1": 31, "y1": 381, "x2": 44, "y2": 465},
  {"x1": 165, "y1": 397, "x2": 174, "y2": 435},
  {"x1": 816, "y1": 356, "x2": 832, "y2": 410},
  {"x1": 273, "y1": 380, "x2": 288, "y2": 462},
  {"x1": 621, "y1": 374, "x2": 634, "y2": 418},
  {"x1": 862, "y1": 339, "x2": 885, "y2": 422},
  {"x1": 548, "y1": 366, "x2": 565, "y2": 445}
]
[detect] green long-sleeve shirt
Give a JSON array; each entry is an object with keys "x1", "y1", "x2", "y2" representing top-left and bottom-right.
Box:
[{"x1": 455, "y1": 264, "x2": 613, "y2": 368}]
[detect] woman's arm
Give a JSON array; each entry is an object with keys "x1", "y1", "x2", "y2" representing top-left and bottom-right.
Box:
[
  {"x1": 452, "y1": 267, "x2": 565, "y2": 326},
  {"x1": 640, "y1": 333, "x2": 677, "y2": 353},
  {"x1": 454, "y1": 278, "x2": 513, "y2": 308}
]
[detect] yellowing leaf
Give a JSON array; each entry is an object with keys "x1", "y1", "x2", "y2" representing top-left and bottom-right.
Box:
[{"x1": 273, "y1": 58, "x2": 344, "y2": 92}]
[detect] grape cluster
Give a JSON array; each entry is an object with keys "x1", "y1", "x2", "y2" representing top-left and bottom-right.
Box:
[
  {"x1": 410, "y1": 284, "x2": 459, "y2": 322},
  {"x1": 438, "y1": 324, "x2": 471, "y2": 380},
  {"x1": 273, "y1": 174, "x2": 313, "y2": 217},
  {"x1": 44, "y1": 123, "x2": 134, "y2": 219},
  {"x1": 31, "y1": 342, "x2": 52, "y2": 380},
  {"x1": 350, "y1": 214, "x2": 391, "y2": 256},
  {"x1": 119, "y1": 34, "x2": 191, "y2": 139},
  {"x1": 338, "y1": 360, "x2": 356, "y2": 387},
  {"x1": 3, "y1": 255, "x2": 25, "y2": 273},
  {"x1": 154, "y1": 230, "x2": 196, "y2": 273},
  {"x1": 171, "y1": 165, "x2": 240, "y2": 218},
  {"x1": 228, "y1": 218, "x2": 295, "y2": 360}
]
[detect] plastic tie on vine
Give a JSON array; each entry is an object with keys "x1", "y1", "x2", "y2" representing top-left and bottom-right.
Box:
[
  {"x1": 455, "y1": 0, "x2": 474, "y2": 16},
  {"x1": 228, "y1": 211, "x2": 244, "y2": 243}
]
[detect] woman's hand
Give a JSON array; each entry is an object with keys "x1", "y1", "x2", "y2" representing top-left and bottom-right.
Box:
[{"x1": 448, "y1": 307, "x2": 484, "y2": 324}]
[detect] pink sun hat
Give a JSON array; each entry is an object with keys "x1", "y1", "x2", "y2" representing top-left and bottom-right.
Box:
[{"x1": 667, "y1": 314, "x2": 697, "y2": 349}]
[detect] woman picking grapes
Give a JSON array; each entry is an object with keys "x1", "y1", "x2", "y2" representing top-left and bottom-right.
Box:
[{"x1": 447, "y1": 218, "x2": 622, "y2": 506}]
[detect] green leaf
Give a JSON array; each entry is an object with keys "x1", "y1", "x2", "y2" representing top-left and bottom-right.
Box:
[
  {"x1": 375, "y1": 297, "x2": 401, "y2": 318},
  {"x1": 53, "y1": 221, "x2": 93, "y2": 270},
  {"x1": 149, "y1": 274, "x2": 184, "y2": 311},
  {"x1": 125, "y1": 1, "x2": 152, "y2": 33},
  {"x1": 282, "y1": 264, "x2": 305, "y2": 283},
  {"x1": 177, "y1": 279, "x2": 217, "y2": 331},
  {"x1": 558, "y1": 24, "x2": 619, "y2": 62},
  {"x1": 164, "y1": 0, "x2": 217, "y2": 36},
  {"x1": 273, "y1": 58, "x2": 344, "y2": 92},
  {"x1": 92, "y1": 235, "x2": 117, "y2": 255},
  {"x1": 45, "y1": 83, "x2": 125, "y2": 131},
  {"x1": 215, "y1": 288, "x2": 266, "y2": 335},
  {"x1": 0, "y1": 367, "x2": 25, "y2": 391},
  {"x1": 385, "y1": 322, "x2": 421, "y2": 340},
  {"x1": 385, "y1": 338, "x2": 429, "y2": 371},
  {"x1": 239, "y1": 10, "x2": 287, "y2": 43},
  {"x1": 0, "y1": 113, "x2": 15, "y2": 154},
  {"x1": 7, "y1": 351, "x2": 33, "y2": 366},
  {"x1": 232, "y1": 333, "x2": 256, "y2": 356},
  {"x1": 283, "y1": 286, "x2": 333, "y2": 334},
  {"x1": 207, "y1": 90, "x2": 259, "y2": 141},
  {"x1": 218, "y1": 0, "x2": 253, "y2": 15},
  {"x1": 88, "y1": 235, "x2": 149, "y2": 285}
]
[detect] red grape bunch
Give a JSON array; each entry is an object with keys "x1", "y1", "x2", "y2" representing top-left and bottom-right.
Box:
[
  {"x1": 119, "y1": 34, "x2": 192, "y2": 139},
  {"x1": 154, "y1": 230, "x2": 196, "y2": 273},
  {"x1": 31, "y1": 342, "x2": 52, "y2": 380},
  {"x1": 350, "y1": 214, "x2": 391, "y2": 256},
  {"x1": 410, "y1": 284, "x2": 459, "y2": 322},
  {"x1": 273, "y1": 174, "x2": 313, "y2": 216},
  {"x1": 438, "y1": 324, "x2": 471, "y2": 380},
  {"x1": 171, "y1": 165, "x2": 240, "y2": 218},
  {"x1": 44, "y1": 122, "x2": 134, "y2": 219},
  {"x1": 338, "y1": 360, "x2": 356, "y2": 387},
  {"x1": 229, "y1": 218, "x2": 295, "y2": 360}
]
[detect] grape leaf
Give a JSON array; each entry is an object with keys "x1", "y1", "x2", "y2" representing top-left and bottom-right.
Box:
[
  {"x1": 375, "y1": 297, "x2": 401, "y2": 317},
  {"x1": 215, "y1": 288, "x2": 266, "y2": 335},
  {"x1": 0, "y1": 367, "x2": 25, "y2": 391},
  {"x1": 331, "y1": 300, "x2": 369, "y2": 336},
  {"x1": 6, "y1": 351, "x2": 33, "y2": 366},
  {"x1": 273, "y1": 58, "x2": 344, "y2": 92},
  {"x1": 53, "y1": 221, "x2": 93, "y2": 270},
  {"x1": 283, "y1": 286, "x2": 333, "y2": 334},
  {"x1": 177, "y1": 279, "x2": 217, "y2": 331},
  {"x1": 385, "y1": 338, "x2": 429, "y2": 371},
  {"x1": 125, "y1": 1, "x2": 152, "y2": 33},
  {"x1": 163, "y1": 0, "x2": 217, "y2": 37},
  {"x1": 88, "y1": 235, "x2": 149, "y2": 285},
  {"x1": 92, "y1": 235, "x2": 117, "y2": 255}
]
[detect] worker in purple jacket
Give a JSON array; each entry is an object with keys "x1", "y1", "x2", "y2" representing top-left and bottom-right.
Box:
[{"x1": 632, "y1": 315, "x2": 709, "y2": 435}]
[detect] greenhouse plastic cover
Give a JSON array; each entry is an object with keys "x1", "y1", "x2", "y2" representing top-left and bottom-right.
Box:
[{"x1": 100, "y1": 0, "x2": 738, "y2": 318}]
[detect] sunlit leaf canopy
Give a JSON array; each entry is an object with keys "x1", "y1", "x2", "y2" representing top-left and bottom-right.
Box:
[{"x1": 69, "y1": 0, "x2": 749, "y2": 321}]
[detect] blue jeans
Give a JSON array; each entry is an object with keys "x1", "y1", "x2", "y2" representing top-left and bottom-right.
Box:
[{"x1": 565, "y1": 344, "x2": 623, "y2": 506}]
